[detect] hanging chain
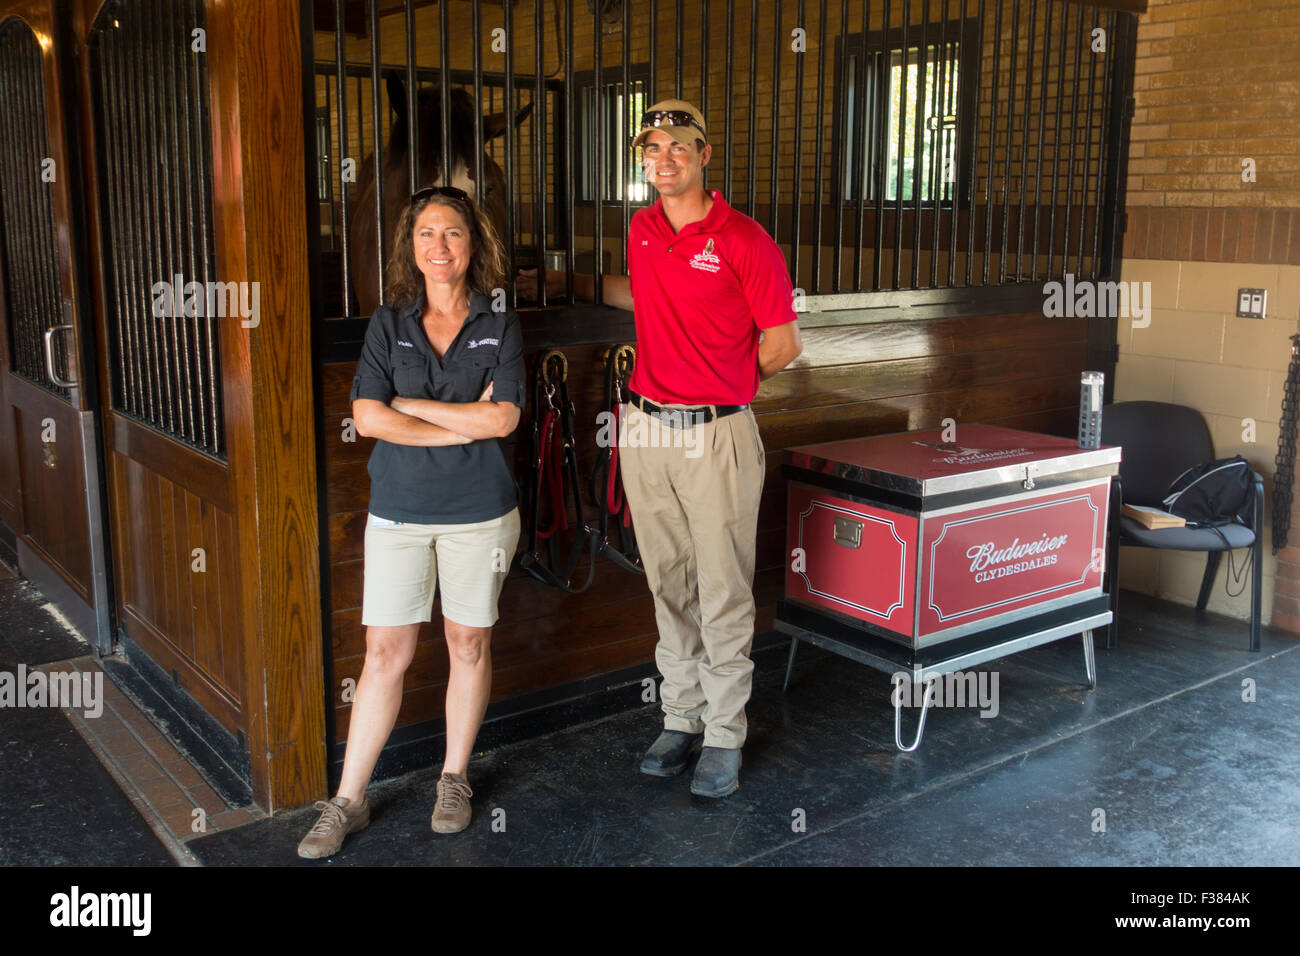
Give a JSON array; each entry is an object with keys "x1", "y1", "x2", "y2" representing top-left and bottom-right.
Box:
[{"x1": 1272, "y1": 333, "x2": 1300, "y2": 552}]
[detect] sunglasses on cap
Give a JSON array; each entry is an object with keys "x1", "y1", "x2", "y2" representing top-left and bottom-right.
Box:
[
  {"x1": 638, "y1": 109, "x2": 707, "y2": 137},
  {"x1": 411, "y1": 185, "x2": 470, "y2": 203}
]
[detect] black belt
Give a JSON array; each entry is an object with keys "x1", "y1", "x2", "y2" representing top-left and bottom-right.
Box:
[{"x1": 627, "y1": 390, "x2": 747, "y2": 428}]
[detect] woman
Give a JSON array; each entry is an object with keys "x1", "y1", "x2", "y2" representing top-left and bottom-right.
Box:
[{"x1": 298, "y1": 186, "x2": 525, "y2": 858}]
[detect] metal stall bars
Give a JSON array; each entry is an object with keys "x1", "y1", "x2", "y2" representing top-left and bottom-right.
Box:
[
  {"x1": 810, "y1": 0, "x2": 827, "y2": 293},
  {"x1": 367, "y1": 0, "x2": 385, "y2": 307},
  {"x1": 304, "y1": 0, "x2": 1137, "y2": 339},
  {"x1": 0, "y1": 19, "x2": 68, "y2": 398},
  {"x1": 89, "y1": 0, "x2": 222, "y2": 456}
]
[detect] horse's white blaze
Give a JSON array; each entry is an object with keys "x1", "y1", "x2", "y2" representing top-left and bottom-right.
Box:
[{"x1": 440, "y1": 160, "x2": 476, "y2": 198}]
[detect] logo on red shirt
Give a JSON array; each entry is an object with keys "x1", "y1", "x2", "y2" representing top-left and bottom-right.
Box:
[{"x1": 689, "y1": 238, "x2": 721, "y2": 274}]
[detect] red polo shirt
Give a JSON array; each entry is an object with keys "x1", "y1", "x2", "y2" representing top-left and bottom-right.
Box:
[{"x1": 627, "y1": 191, "x2": 796, "y2": 406}]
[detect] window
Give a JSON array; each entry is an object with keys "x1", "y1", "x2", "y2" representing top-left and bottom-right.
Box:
[
  {"x1": 836, "y1": 20, "x2": 978, "y2": 205},
  {"x1": 576, "y1": 68, "x2": 651, "y2": 203}
]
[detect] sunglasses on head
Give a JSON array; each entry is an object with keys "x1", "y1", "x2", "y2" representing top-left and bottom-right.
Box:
[
  {"x1": 411, "y1": 185, "x2": 470, "y2": 204},
  {"x1": 638, "y1": 109, "x2": 706, "y2": 137}
]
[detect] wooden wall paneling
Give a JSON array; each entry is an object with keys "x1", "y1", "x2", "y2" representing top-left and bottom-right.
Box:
[
  {"x1": 328, "y1": 510, "x2": 367, "y2": 563},
  {"x1": 109, "y1": 417, "x2": 232, "y2": 510},
  {"x1": 184, "y1": 489, "x2": 210, "y2": 684},
  {"x1": 120, "y1": 457, "x2": 147, "y2": 623},
  {"x1": 215, "y1": 503, "x2": 243, "y2": 700},
  {"x1": 119, "y1": 601, "x2": 243, "y2": 733},
  {"x1": 7, "y1": 379, "x2": 92, "y2": 600},
  {"x1": 209, "y1": 0, "x2": 325, "y2": 811},
  {"x1": 145, "y1": 469, "x2": 163, "y2": 627},
  {"x1": 156, "y1": 473, "x2": 180, "y2": 655}
]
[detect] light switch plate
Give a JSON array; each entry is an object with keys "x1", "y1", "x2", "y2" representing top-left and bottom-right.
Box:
[{"x1": 1237, "y1": 288, "x2": 1267, "y2": 318}]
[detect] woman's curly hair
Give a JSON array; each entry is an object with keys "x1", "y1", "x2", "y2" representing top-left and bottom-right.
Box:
[{"x1": 384, "y1": 191, "x2": 507, "y2": 309}]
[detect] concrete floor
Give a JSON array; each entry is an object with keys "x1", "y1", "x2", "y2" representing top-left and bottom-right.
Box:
[{"x1": 3, "y1": 560, "x2": 1297, "y2": 867}]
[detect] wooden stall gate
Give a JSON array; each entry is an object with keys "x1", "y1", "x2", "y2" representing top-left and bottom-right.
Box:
[
  {"x1": 0, "y1": 2, "x2": 113, "y2": 653},
  {"x1": 0, "y1": 0, "x2": 325, "y2": 811}
]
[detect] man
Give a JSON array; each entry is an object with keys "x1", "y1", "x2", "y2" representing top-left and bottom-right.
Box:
[{"x1": 545, "y1": 100, "x2": 801, "y2": 797}]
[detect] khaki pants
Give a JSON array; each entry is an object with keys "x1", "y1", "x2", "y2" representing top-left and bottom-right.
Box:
[{"x1": 619, "y1": 404, "x2": 765, "y2": 749}]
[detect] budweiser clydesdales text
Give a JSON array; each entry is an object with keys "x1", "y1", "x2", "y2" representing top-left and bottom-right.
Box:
[{"x1": 966, "y1": 533, "x2": 1069, "y2": 583}]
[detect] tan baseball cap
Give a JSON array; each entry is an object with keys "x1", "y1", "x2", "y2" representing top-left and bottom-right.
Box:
[{"x1": 631, "y1": 99, "x2": 708, "y2": 149}]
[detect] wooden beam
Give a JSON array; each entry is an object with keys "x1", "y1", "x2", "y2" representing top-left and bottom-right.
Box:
[{"x1": 210, "y1": 0, "x2": 326, "y2": 811}]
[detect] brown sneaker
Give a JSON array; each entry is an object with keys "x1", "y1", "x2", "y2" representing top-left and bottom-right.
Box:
[
  {"x1": 431, "y1": 773, "x2": 473, "y2": 834},
  {"x1": 297, "y1": 796, "x2": 369, "y2": 859}
]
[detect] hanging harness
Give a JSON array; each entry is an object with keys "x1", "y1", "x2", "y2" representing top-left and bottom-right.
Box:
[
  {"x1": 520, "y1": 350, "x2": 599, "y2": 593},
  {"x1": 590, "y1": 344, "x2": 643, "y2": 575}
]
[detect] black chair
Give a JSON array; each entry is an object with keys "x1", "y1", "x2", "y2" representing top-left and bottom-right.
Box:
[{"x1": 1101, "y1": 401, "x2": 1263, "y2": 652}]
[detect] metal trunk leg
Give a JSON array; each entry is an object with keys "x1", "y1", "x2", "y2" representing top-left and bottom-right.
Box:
[
  {"x1": 894, "y1": 676, "x2": 937, "y2": 753},
  {"x1": 1082, "y1": 629, "x2": 1097, "y2": 690}
]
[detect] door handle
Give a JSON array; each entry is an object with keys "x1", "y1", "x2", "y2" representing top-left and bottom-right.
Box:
[{"x1": 43, "y1": 324, "x2": 76, "y2": 388}]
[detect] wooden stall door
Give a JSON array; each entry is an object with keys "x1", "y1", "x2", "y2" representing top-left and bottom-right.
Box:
[
  {"x1": 0, "y1": 1, "x2": 113, "y2": 650},
  {"x1": 66, "y1": 0, "x2": 248, "y2": 740}
]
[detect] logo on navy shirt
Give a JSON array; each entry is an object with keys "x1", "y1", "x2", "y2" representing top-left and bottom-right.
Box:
[
  {"x1": 467, "y1": 338, "x2": 499, "y2": 349},
  {"x1": 396, "y1": 340, "x2": 415, "y2": 348},
  {"x1": 689, "y1": 238, "x2": 721, "y2": 274}
]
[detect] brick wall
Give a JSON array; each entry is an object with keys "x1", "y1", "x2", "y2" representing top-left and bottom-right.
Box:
[
  {"x1": 1116, "y1": 0, "x2": 1300, "y2": 634},
  {"x1": 1126, "y1": 0, "x2": 1300, "y2": 211}
]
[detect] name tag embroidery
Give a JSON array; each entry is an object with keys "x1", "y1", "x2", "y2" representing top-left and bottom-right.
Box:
[
  {"x1": 396, "y1": 340, "x2": 415, "y2": 348},
  {"x1": 467, "y1": 338, "x2": 500, "y2": 349}
]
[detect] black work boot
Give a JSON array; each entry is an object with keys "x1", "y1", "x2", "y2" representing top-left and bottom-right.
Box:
[
  {"x1": 690, "y1": 746, "x2": 742, "y2": 798},
  {"x1": 639, "y1": 730, "x2": 704, "y2": 777}
]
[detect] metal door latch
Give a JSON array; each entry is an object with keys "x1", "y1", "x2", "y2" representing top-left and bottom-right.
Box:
[{"x1": 833, "y1": 515, "x2": 863, "y2": 549}]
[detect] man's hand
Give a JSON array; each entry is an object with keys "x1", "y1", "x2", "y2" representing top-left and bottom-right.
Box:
[{"x1": 758, "y1": 321, "x2": 803, "y2": 381}]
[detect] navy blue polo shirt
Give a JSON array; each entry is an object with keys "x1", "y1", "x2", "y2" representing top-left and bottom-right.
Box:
[{"x1": 349, "y1": 291, "x2": 526, "y2": 524}]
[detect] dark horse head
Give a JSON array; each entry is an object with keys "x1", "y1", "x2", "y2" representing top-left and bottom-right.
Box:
[{"x1": 349, "y1": 74, "x2": 531, "y2": 316}]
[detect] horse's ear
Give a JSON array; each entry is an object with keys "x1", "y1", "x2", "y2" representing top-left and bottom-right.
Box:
[
  {"x1": 483, "y1": 101, "x2": 533, "y2": 140},
  {"x1": 387, "y1": 74, "x2": 406, "y2": 124}
]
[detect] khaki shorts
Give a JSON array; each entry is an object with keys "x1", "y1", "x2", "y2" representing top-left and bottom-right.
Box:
[{"x1": 362, "y1": 508, "x2": 521, "y2": 629}]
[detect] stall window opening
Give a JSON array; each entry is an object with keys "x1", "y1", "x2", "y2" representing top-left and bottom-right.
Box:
[
  {"x1": 576, "y1": 68, "x2": 651, "y2": 204},
  {"x1": 837, "y1": 20, "x2": 978, "y2": 206}
]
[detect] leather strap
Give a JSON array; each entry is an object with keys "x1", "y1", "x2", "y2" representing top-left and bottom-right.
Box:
[
  {"x1": 590, "y1": 345, "x2": 643, "y2": 575},
  {"x1": 520, "y1": 350, "x2": 599, "y2": 593}
]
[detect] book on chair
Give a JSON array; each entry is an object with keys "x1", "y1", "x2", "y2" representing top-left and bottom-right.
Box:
[{"x1": 1122, "y1": 503, "x2": 1186, "y2": 529}]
